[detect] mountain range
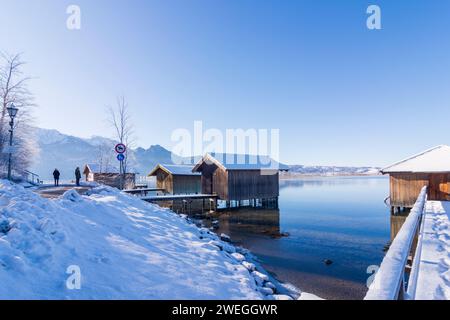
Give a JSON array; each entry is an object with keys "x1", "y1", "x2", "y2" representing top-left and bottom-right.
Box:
[
  {"x1": 30, "y1": 127, "x2": 381, "y2": 181},
  {"x1": 31, "y1": 128, "x2": 173, "y2": 180},
  {"x1": 282, "y1": 165, "x2": 380, "y2": 178}
]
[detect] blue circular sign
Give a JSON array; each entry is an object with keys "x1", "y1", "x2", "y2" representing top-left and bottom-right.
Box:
[{"x1": 117, "y1": 153, "x2": 125, "y2": 162}]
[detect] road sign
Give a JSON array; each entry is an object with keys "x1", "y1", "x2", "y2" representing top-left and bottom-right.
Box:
[
  {"x1": 115, "y1": 143, "x2": 127, "y2": 154},
  {"x1": 117, "y1": 153, "x2": 125, "y2": 162}
]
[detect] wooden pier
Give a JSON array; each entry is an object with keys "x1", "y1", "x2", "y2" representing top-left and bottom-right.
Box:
[
  {"x1": 365, "y1": 187, "x2": 428, "y2": 300},
  {"x1": 141, "y1": 194, "x2": 219, "y2": 214},
  {"x1": 141, "y1": 194, "x2": 218, "y2": 202},
  {"x1": 366, "y1": 186, "x2": 450, "y2": 300},
  {"x1": 122, "y1": 188, "x2": 165, "y2": 196}
]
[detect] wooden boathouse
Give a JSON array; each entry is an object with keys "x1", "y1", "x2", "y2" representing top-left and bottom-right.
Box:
[
  {"x1": 382, "y1": 145, "x2": 450, "y2": 210},
  {"x1": 192, "y1": 153, "x2": 289, "y2": 208},
  {"x1": 147, "y1": 164, "x2": 209, "y2": 213},
  {"x1": 148, "y1": 164, "x2": 201, "y2": 195}
]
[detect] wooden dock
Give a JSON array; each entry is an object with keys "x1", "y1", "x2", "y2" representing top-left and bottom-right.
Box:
[
  {"x1": 141, "y1": 194, "x2": 218, "y2": 202},
  {"x1": 122, "y1": 188, "x2": 165, "y2": 196},
  {"x1": 365, "y1": 186, "x2": 450, "y2": 300},
  {"x1": 365, "y1": 187, "x2": 428, "y2": 300},
  {"x1": 141, "y1": 194, "x2": 219, "y2": 214}
]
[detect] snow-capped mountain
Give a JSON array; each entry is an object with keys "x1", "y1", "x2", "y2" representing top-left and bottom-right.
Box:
[
  {"x1": 30, "y1": 127, "x2": 381, "y2": 181},
  {"x1": 283, "y1": 165, "x2": 381, "y2": 177},
  {"x1": 30, "y1": 127, "x2": 175, "y2": 180}
]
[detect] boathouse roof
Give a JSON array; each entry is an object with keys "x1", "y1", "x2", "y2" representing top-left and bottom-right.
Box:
[
  {"x1": 148, "y1": 164, "x2": 201, "y2": 177},
  {"x1": 381, "y1": 145, "x2": 450, "y2": 174},
  {"x1": 192, "y1": 153, "x2": 290, "y2": 172}
]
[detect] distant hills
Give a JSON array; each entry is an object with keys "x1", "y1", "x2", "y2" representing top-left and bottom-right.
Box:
[
  {"x1": 30, "y1": 127, "x2": 381, "y2": 181},
  {"x1": 282, "y1": 165, "x2": 381, "y2": 178},
  {"x1": 31, "y1": 127, "x2": 173, "y2": 180}
]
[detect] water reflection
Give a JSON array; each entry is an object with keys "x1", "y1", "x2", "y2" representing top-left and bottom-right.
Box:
[
  {"x1": 206, "y1": 208, "x2": 283, "y2": 239},
  {"x1": 390, "y1": 214, "x2": 408, "y2": 241},
  {"x1": 279, "y1": 176, "x2": 383, "y2": 190},
  {"x1": 202, "y1": 176, "x2": 391, "y2": 300}
]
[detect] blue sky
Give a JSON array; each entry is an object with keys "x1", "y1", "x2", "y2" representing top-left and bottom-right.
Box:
[{"x1": 1, "y1": 0, "x2": 449, "y2": 166}]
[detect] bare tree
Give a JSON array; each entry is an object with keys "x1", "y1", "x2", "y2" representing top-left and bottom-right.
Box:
[
  {"x1": 95, "y1": 143, "x2": 114, "y2": 173},
  {"x1": 107, "y1": 96, "x2": 134, "y2": 174},
  {"x1": 0, "y1": 52, "x2": 37, "y2": 178}
]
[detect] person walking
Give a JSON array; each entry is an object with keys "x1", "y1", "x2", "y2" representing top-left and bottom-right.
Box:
[
  {"x1": 53, "y1": 169, "x2": 60, "y2": 187},
  {"x1": 75, "y1": 167, "x2": 81, "y2": 186}
]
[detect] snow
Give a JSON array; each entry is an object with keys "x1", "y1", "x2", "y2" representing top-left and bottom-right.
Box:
[
  {"x1": 231, "y1": 253, "x2": 245, "y2": 262},
  {"x1": 382, "y1": 145, "x2": 450, "y2": 173},
  {"x1": 193, "y1": 153, "x2": 290, "y2": 172},
  {"x1": 148, "y1": 164, "x2": 201, "y2": 176},
  {"x1": 34, "y1": 127, "x2": 69, "y2": 145},
  {"x1": 298, "y1": 292, "x2": 324, "y2": 300},
  {"x1": 0, "y1": 180, "x2": 294, "y2": 300},
  {"x1": 252, "y1": 271, "x2": 270, "y2": 285},
  {"x1": 242, "y1": 261, "x2": 256, "y2": 271},
  {"x1": 413, "y1": 201, "x2": 450, "y2": 300}
]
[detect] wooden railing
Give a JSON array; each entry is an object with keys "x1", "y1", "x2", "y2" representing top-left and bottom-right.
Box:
[{"x1": 365, "y1": 186, "x2": 427, "y2": 300}]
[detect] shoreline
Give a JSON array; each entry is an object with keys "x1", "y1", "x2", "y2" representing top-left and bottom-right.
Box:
[{"x1": 184, "y1": 214, "x2": 310, "y2": 300}]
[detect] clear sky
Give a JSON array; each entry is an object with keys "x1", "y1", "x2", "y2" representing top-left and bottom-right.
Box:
[{"x1": 1, "y1": 0, "x2": 449, "y2": 166}]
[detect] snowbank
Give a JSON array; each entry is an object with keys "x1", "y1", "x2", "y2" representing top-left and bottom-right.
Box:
[{"x1": 0, "y1": 180, "x2": 297, "y2": 300}]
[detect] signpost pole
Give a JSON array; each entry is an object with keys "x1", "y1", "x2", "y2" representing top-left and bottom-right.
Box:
[{"x1": 120, "y1": 158, "x2": 124, "y2": 190}]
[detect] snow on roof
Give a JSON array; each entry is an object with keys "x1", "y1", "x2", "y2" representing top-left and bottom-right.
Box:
[
  {"x1": 148, "y1": 164, "x2": 201, "y2": 176},
  {"x1": 381, "y1": 145, "x2": 450, "y2": 174},
  {"x1": 193, "y1": 153, "x2": 290, "y2": 172},
  {"x1": 84, "y1": 164, "x2": 120, "y2": 174}
]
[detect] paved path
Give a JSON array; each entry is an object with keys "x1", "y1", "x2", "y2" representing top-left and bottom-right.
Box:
[{"x1": 34, "y1": 184, "x2": 92, "y2": 199}]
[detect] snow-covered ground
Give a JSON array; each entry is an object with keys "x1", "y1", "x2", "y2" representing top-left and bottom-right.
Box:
[
  {"x1": 414, "y1": 201, "x2": 450, "y2": 300},
  {"x1": 0, "y1": 180, "x2": 302, "y2": 300}
]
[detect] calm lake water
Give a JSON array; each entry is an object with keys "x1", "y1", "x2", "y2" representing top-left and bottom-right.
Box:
[{"x1": 207, "y1": 176, "x2": 391, "y2": 300}]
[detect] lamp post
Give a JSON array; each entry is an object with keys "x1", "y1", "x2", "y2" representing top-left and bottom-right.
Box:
[{"x1": 6, "y1": 104, "x2": 18, "y2": 181}]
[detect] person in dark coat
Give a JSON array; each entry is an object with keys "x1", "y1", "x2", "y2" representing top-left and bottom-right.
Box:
[
  {"x1": 53, "y1": 169, "x2": 60, "y2": 186},
  {"x1": 75, "y1": 167, "x2": 81, "y2": 186}
]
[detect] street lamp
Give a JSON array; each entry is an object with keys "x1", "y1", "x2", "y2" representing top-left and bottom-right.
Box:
[{"x1": 6, "y1": 104, "x2": 18, "y2": 180}]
